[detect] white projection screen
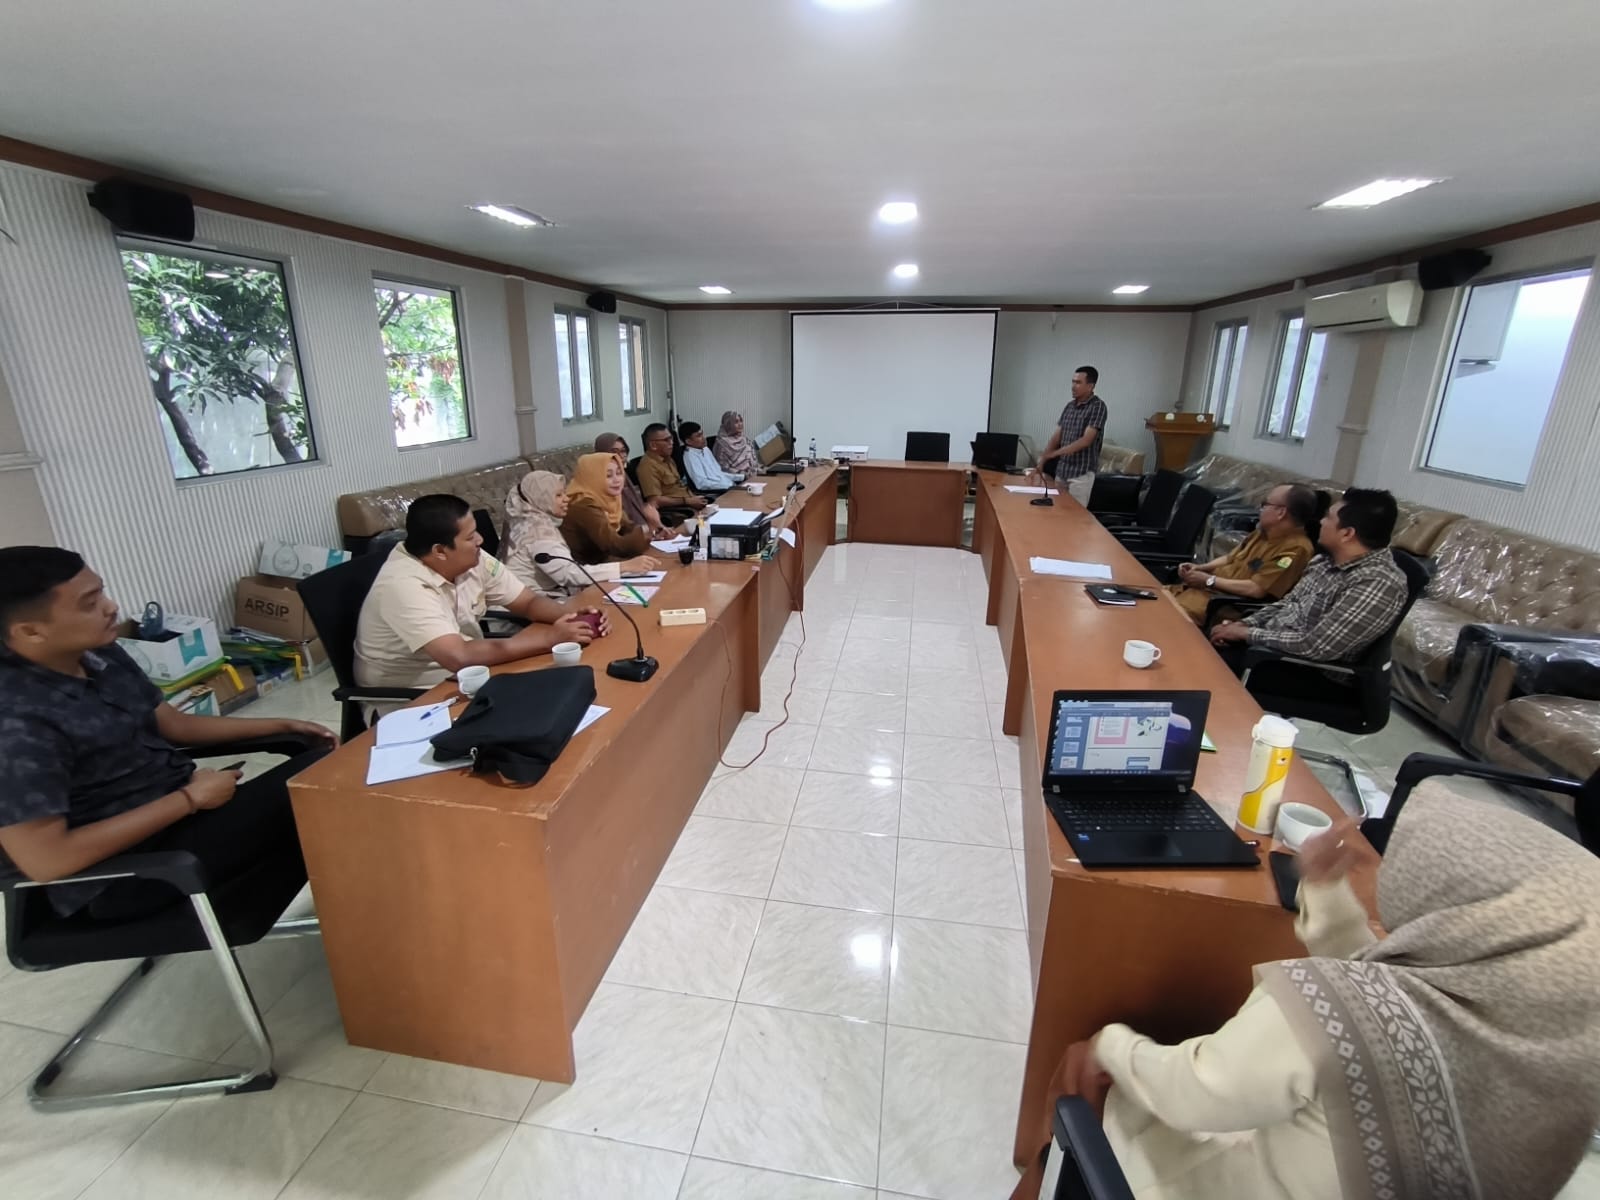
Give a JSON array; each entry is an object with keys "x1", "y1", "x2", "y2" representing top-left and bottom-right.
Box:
[{"x1": 790, "y1": 310, "x2": 997, "y2": 461}]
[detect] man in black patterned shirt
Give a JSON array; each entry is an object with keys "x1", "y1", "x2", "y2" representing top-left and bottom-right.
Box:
[
  {"x1": 1033, "y1": 365, "x2": 1108, "y2": 506},
  {"x1": 0, "y1": 547, "x2": 334, "y2": 916},
  {"x1": 1210, "y1": 489, "x2": 1408, "y2": 692}
]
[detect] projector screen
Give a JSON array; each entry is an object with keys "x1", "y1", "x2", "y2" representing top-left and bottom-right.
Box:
[{"x1": 790, "y1": 310, "x2": 997, "y2": 462}]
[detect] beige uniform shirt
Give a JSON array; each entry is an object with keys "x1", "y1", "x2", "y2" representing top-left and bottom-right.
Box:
[{"x1": 353, "y1": 545, "x2": 527, "y2": 690}]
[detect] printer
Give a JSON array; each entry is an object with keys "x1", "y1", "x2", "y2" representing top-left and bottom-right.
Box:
[{"x1": 707, "y1": 509, "x2": 776, "y2": 560}]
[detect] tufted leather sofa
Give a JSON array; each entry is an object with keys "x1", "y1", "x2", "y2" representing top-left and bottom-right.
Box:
[
  {"x1": 336, "y1": 445, "x2": 589, "y2": 552},
  {"x1": 1099, "y1": 443, "x2": 1145, "y2": 475}
]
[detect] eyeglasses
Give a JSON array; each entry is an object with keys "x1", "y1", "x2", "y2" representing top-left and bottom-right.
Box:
[{"x1": 1260, "y1": 501, "x2": 1287, "y2": 511}]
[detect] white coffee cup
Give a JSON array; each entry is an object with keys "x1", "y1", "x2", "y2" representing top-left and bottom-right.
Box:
[
  {"x1": 552, "y1": 641, "x2": 583, "y2": 668},
  {"x1": 458, "y1": 665, "x2": 491, "y2": 696},
  {"x1": 1274, "y1": 801, "x2": 1334, "y2": 851},
  {"x1": 1123, "y1": 639, "x2": 1161, "y2": 669}
]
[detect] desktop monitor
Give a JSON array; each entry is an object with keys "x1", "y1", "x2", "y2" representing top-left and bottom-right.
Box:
[{"x1": 971, "y1": 432, "x2": 1020, "y2": 472}]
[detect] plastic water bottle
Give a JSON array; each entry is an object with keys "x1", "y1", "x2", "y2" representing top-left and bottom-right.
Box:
[
  {"x1": 1238, "y1": 716, "x2": 1299, "y2": 834},
  {"x1": 808, "y1": 437, "x2": 817, "y2": 463}
]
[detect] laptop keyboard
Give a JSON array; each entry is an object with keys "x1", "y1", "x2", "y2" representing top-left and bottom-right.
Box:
[{"x1": 1051, "y1": 794, "x2": 1227, "y2": 834}]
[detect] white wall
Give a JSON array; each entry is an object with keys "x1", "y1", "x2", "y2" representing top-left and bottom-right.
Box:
[
  {"x1": 666, "y1": 307, "x2": 1193, "y2": 460},
  {"x1": 1181, "y1": 219, "x2": 1600, "y2": 549},
  {"x1": 0, "y1": 161, "x2": 666, "y2": 626}
]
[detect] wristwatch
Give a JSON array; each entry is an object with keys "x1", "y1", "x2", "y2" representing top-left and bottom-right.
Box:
[{"x1": 1205, "y1": 575, "x2": 1217, "y2": 589}]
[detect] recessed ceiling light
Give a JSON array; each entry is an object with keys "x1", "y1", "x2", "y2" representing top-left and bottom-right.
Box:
[
  {"x1": 699, "y1": 285, "x2": 733, "y2": 295},
  {"x1": 1316, "y1": 178, "x2": 1444, "y2": 209},
  {"x1": 892, "y1": 263, "x2": 920, "y2": 280},
  {"x1": 1112, "y1": 284, "x2": 1150, "y2": 295},
  {"x1": 470, "y1": 204, "x2": 553, "y2": 228},
  {"x1": 877, "y1": 201, "x2": 919, "y2": 225}
]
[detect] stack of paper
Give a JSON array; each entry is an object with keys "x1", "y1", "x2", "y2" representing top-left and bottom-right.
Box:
[
  {"x1": 1004, "y1": 485, "x2": 1060, "y2": 496},
  {"x1": 709, "y1": 508, "x2": 764, "y2": 527},
  {"x1": 1028, "y1": 556, "x2": 1113, "y2": 581},
  {"x1": 367, "y1": 702, "x2": 459, "y2": 785},
  {"x1": 610, "y1": 585, "x2": 659, "y2": 606},
  {"x1": 651, "y1": 535, "x2": 692, "y2": 553}
]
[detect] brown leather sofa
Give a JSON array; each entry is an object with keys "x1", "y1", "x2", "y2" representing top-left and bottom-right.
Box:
[
  {"x1": 1099, "y1": 443, "x2": 1145, "y2": 475},
  {"x1": 336, "y1": 445, "x2": 589, "y2": 552}
]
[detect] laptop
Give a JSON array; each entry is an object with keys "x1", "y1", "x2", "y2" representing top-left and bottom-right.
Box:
[
  {"x1": 1041, "y1": 690, "x2": 1258, "y2": 868},
  {"x1": 971, "y1": 431, "x2": 1021, "y2": 472}
]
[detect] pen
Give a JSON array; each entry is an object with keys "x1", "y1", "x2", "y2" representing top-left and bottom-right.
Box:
[{"x1": 624, "y1": 585, "x2": 648, "y2": 607}]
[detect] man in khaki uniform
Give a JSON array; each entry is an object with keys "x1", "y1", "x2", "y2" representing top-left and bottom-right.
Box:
[
  {"x1": 636, "y1": 423, "x2": 708, "y2": 511},
  {"x1": 355, "y1": 494, "x2": 606, "y2": 692},
  {"x1": 1167, "y1": 483, "x2": 1320, "y2": 626}
]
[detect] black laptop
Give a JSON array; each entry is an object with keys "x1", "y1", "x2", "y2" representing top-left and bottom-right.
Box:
[{"x1": 1041, "y1": 690, "x2": 1258, "y2": 868}]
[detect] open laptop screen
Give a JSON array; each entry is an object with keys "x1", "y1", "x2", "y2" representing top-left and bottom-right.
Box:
[{"x1": 1046, "y1": 692, "x2": 1209, "y2": 783}]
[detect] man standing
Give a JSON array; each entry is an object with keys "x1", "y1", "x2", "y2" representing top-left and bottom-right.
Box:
[
  {"x1": 1210, "y1": 489, "x2": 1409, "y2": 686},
  {"x1": 636, "y1": 423, "x2": 708, "y2": 512},
  {"x1": 1034, "y1": 366, "x2": 1107, "y2": 506},
  {"x1": 1167, "y1": 483, "x2": 1321, "y2": 625}
]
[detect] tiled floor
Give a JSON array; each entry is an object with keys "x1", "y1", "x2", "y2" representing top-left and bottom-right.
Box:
[{"x1": 1, "y1": 540, "x2": 1595, "y2": 1199}]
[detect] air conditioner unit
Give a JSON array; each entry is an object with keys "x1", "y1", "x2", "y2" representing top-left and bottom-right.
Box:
[{"x1": 1305, "y1": 281, "x2": 1423, "y2": 332}]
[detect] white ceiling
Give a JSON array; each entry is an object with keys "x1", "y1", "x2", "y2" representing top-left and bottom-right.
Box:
[{"x1": 3, "y1": 0, "x2": 1599, "y2": 306}]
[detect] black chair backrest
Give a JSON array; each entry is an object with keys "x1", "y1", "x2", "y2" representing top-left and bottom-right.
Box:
[
  {"x1": 1155, "y1": 484, "x2": 1216, "y2": 555},
  {"x1": 905, "y1": 431, "x2": 951, "y2": 462},
  {"x1": 1135, "y1": 470, "x2": 1183, "y2": 528},
  {"x1": 1087, "y1": 473, "x2": 1142, "y2": 516},
  {"x1": 1349, "y1": 547, "x2": 1433, "y2": 719},
  {"x1": 671, "y1": 442, "x2": 688, "y2": 481},
  {"x1": 972, "y1": 431, "x2": 1021, "y2": 471},
  {"x1": 472, "y1": 508, "x2": 499, "y2": 559},
  {"x1": 296, "y1": 549, "x2": 393, "y2": 692},
  {"x1": 626, "y1": 456, "x2": 643, "y2": 488}
]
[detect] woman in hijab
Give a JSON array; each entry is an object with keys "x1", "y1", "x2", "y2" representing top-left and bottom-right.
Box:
[
  {"x1": 560, "y1": 452, "x2": 656, "y2": 567},
  {"x1": 593, "y1": 431, "x2": 676, "y2": 538},
  {"x1": 503, "y1": 470, "x2": 658, "y2": 598},
  {"x1": 1014, "y1": 789, "x2": 1600, "y2": 1200},
  {"x1": 712, "y1": 411, "x2": 761, "y2": 477}
]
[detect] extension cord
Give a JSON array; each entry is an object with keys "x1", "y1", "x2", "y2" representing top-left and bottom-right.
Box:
[{"x1": 659, "y1": 607, "x2": 707, "y2": 627}]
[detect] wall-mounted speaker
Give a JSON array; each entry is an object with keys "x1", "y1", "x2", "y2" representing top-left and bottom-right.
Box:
[
  {"x1": 586, "y1": 290, "x2": 618, "y2": 314},
  {"x1": 1418, "y1": 248, "x2": 1491, "y2": 292},
  {"x1": 87, "y1": 178, "x2": 196, "y2": 242}
]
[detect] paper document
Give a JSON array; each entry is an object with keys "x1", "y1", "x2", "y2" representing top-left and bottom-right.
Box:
[
  {"x1": 375, "y1": 702, "x2": 451, "y2": 747},
  {"x1": 618, "y1": 571, "x2": 667, "y2": 584},
  {"x1": 651, "y1": 536, "x2": 691, "y2": 553},
  {"x1": 575, "y1": 704, "x2": 609, "y2": 735},
  {"x1": 778, "y1": 528, "x2": 797, "y2": 548},
  {"x1": 610, "y1": 585, "x2": 658, "y2": 606},
  {"x1": 1201, "y1": 731, "x2": 1217, "y2": 753},
  {"x1": 1004, "y1": 485, "x2": 1060, "y2": 496},
  {"x1": 710, "y1": 508, "x2": 763, "y2": 527},
  {"x1": 366, "y1": 741, "x2": 460, "y2": 785},
  {"x1": 1029, "y1": 556, "x2": 1113, "y2": 580}
]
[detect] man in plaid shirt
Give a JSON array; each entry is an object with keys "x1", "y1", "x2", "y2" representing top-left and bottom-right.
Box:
[
  {"x1": 1034, "y1": 365, "x2": 1107, "y2": 505},
  {"x1": 1210, "y1": 489, "x2": 1408, "y2": 687}
]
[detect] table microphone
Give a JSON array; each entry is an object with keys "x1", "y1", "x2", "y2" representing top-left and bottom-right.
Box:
[{"x1": 532, "y1": 553, "x2": 659, "y2": 682}]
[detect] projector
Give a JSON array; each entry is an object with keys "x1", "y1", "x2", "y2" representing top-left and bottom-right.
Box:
[{"x1": 830, "y1": 445, "x2": 869, "y2": 462}]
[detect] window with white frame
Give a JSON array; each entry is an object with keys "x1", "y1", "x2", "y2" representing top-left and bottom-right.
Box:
[
  {"x1": 554, "y1": 307, "x2": 599, "y2": 422},
  {"x1": 1261, "y1": 312, "x2": 1326, "y2": 440},
  {"x1": 117, "y1": 243, "x2": 315, "y2": 479},
  {"x1": 1203, "y1": 319, "x2": 1248, "y2": 427},
  {"x1": 1423, "y1": 266, "x2": 1591, "y2": 487},
  {"x1": 374, "y1": 279, "x2": 471, "y2": 448},
  {"x1": 618, "y1": 317, "x2": 649, "y2": 415}
]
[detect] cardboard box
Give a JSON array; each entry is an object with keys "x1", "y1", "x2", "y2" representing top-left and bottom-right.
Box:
[
  {"x1": 208, "y1": 663, "x2": 259, "y2": 714},
  {"x1": 235, "y1": 574, "x2": 319, "y2": 642},
  {"x1": 224, "y1": 632, "x2": 329, "y2": 681},
  {"x1": 117, "y1": 615, "x2": 224, "y2": 685},
  {"x1": 258, "y1": 540, "x2": 351, "y2": 581},
  {"x1": 169, "y1": 684, "x2": 219, "y2": 718}
]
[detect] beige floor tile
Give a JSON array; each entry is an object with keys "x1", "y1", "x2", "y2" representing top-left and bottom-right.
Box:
[
  {"x1": 657, "y1": 816, "x2": 788, "y2": 898},
  {"x1": 895, "y1": 839, "x2": 1023, "y2": 929},
  {"x1": 818, "y1": 690, "x2": 908, "y2": 733},
  {"x1": 678, "y1": 1158, "x2": 875, "y2": 1199},
  {"x1": 739, "y1": 902, "x2": 892, "y2": 1022},
  {"x1": 791, "y1": 772, "x2": 902, "y2": 836},
  {"x1": 898, "y1": 779, "x2": 1010, "y2": 847},
  {"x1": 901, "y1": 733, "x2": 1000, "y2": 787},
  {"x1": 770, "y1": 827, "x2": 899, "y2": 913},
  {"x1": 696, "y1": 765, "x2": 806, "y2": 824},
  {"x1": 604, "y1": 886, "x2": 765, "y2": 1000},
  {"x1": 888, "y1": 916, "x2": 1033, "y2": 1043},
  {"x1": 363, "y1": 1051, "x2": 539, "y2": 1120},
  {"x1": 807, "y1": 726, "x2": 906, "y2": 779},
  {"x1": 478, "y1": 1125, "x2": 687, "y2": 1200}
]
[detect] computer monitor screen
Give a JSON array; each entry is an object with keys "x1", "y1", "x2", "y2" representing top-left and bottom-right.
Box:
[
  {"x1": 1047, "y1": 693, "x2": 1208, "y2": 780},
  {"x1": 971, "y1": 431, "x2": 1020, "y2": 471}
]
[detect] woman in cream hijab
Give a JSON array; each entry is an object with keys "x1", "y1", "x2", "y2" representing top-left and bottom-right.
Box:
[
  {"x1": 503, "y1": 469, "x2": 656, "y2": 599},
  {"x1": 713, "y1": 411, "x2": 761, "y2": 476},
  {"x1": 1016, "y1": 789, "x2": 1600, "y2": 1200}
]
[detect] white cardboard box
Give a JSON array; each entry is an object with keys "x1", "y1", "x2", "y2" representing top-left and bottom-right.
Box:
[
  {"x1": 258, "y1": 540, "x2": 351, "y2": 581},
  {"x1": 117, "y1": 615, "x2": 224, "y2": 685}
]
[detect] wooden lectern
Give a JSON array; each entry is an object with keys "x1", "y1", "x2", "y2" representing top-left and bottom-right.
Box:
[{"x1": 1144, "y1": 411, "x2": 1215, "y2": 471}]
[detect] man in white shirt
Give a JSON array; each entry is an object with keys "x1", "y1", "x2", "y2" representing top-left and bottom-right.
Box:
[
  {"x1": 355, "y1": 493, "x2": 606, "y2": 692},
  {"x1": 679, "y1": 421, "x2": 742, "y2": 492}
]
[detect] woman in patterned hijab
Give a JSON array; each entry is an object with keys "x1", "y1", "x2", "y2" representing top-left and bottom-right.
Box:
[
  {"x1": 1013, "y1": 788, "x2": 1600, "y2": 1200},
  {"x1": 712, "y1": 411, "x2": 760, "y2": 476}
]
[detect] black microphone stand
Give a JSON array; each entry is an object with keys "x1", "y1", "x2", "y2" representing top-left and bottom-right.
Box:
[{"x1": 532, "y1": 553, "x2": 659, "y2": 682}]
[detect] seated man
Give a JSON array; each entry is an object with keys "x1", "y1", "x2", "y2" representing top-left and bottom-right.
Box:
[
  {"x1": 355, "y1": 493, "x2": 607, "y2": 693},
  {"x1": 1168, "y1": 483, "x2": 1320, "y2": 625},
  {"x1": 679, "y1": 421, "x2": 743, "y2": 492},
  {"x1": 635, "y1": 422, "x2": 708, "y2": 512},
  {"x1": 0, "y1": 546, "x2": 336, "y2": 918},
  {"x1": 1209, "y1": 488, "x2": 1407, "y2": 684}
]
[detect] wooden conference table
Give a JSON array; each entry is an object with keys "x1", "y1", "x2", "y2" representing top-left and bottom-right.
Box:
[
  {"x1": 847, "y1": 459, "x2": 970, "y2": 547},
  {"x1": 970, "y1": 470, "x2": 1362, "y2": 1166},
  {"x1": 288, "y1": 467, "x2": 837, "y2": 1081}
]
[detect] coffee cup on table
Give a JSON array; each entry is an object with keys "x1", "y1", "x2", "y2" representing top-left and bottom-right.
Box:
[
  {"x1": 552, "y1": 641, "x2": 583, "y2": 668},
  {"x1": 1123, "y1": 640, "x2": 1161, "y2": 669},
  {"x1": 458, "y1": 665, "x2": 491, "y2": 697},
  {"x1": 1274, "y1": 802, "x2": 1334, "y2": 852}
]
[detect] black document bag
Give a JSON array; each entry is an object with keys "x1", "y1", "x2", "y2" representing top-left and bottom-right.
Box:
[{"x1": 430, "y1": 666, "x2": 597, "y2": 783}]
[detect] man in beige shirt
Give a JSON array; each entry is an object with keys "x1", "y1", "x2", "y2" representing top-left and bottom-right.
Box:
[
  {"x1": 636, "y1": 423, "x2": 707, "y2": 511},
  {"x1": 355, "y1": 494, "x2": 606, "y2": 691}
]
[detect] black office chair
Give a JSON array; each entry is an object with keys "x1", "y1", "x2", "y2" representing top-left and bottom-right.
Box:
[
  {"x1": 626, "y1": 455, "x2": 644, "y2": 489},
  {"x1": 1087, "y1": 473, "x2": 1142, "y2": 518},
  {"x1": 1114, "y1": 484, "x2": 1216, "y2": 564},
  {"x1": 1097, "y1": 469, "x2": 1183, "y2": 530},
  {"x1": 1236, "y1": 549, "x2": 1433, "y2": 802},
  {"x1": 472, "y1": 508, "x2": 500, "y2": 559},
  {"x1": 297, "y1": 551, "x2": 428, "y2": 741},
  {"x1": 1044, "y1": 1096, "x2": 1137, "y2": 1200},
  {"x1": 1, "y1": 731, "x2": 328, "y2": 1109},
  {"x1": 1363, "y1": 752, "x2": 1599, "y2": 856},
  {"x1": 905, "y1": 431, "x2": 951, "y2": 462}
]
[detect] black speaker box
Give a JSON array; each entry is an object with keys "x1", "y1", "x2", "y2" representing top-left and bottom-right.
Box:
[
  {"x1": 1418, "y1": 248, "x2": 1491, "y2": 292},
  {"x1": 87, "y1": 178, "x2": 196, "y2": 242},
  {"x1": 586, "y1": 290, "x2": 618, "y2": 314}
]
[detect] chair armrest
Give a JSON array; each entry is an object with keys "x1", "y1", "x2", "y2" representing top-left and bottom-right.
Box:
[
  {"x1": 1052, "y1": 1096, "x2": 1136, "y2": 1200},
  {"x1": 1128, "y1": 550, "x2": 1191, "y2": 566},
  {"x1": 331, "y1": 684, "x2": 427, "y2": 704},
  {"x1": 1241, "y1": 645, "x2": 1357, "y2": 677},
  {"x1": 7, "y1": 849, "x2": 209, "y2": 896},
  {"x1": 177, "y1": 732, "x2": 330, "y2": 760},
  {"x1": 1363, "y1": 752, "x2": 1585, "y2": 853},
  {"x1": 1203, "y1": 595, "x2": 1272, "y2": 632},
  {"x1": 480, "y1": 611, "x2": 530, "y2": 638},
  {"x1": 1111, "y1": 528, "x2": 1164, "y2": 546}
]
